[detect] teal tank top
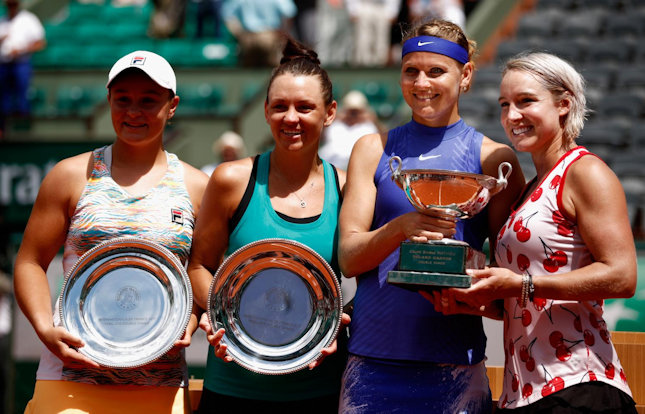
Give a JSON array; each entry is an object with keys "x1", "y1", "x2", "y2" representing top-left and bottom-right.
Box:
[{"x1": 203, "y1": 150, "x2": 346, "y2": 401}]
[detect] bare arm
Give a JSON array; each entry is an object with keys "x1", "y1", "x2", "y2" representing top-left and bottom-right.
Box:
[
  {"x1": 338, "y1": 133, "x2": 457, "y2": 277},
  {"x1": 187, "y1": 158, "x2": 252, "y2": 310},
  {"x1": 172, "y1": 163, "x2": 210, "y2": 347},
  {"x1": 535, "y1": 155, "x2": 636, "y2": 299},
  {"x1": 452, "y1": 155, "x2": 636, "y2": 308},
  {"x1": 13, "y1": 153, "x2": 99, "y2": 367},
  {"x1": 480, "y1": 137, "x2": 526, "y2": 261},
  {"x1": 186, "y1": 157, "x2": 252, "y2": 361}
]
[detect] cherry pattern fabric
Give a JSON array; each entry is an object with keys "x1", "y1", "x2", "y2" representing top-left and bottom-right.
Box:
[{"x1": 494, "y1": 146, "x2": 633, "y2": 409}]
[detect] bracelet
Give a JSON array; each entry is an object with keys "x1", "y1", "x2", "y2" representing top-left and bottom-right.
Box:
[
  {"x1": 528, "y1": 273, "x2": 535, "y2": 302},
  {"x1": 519, "y1": 274, "x2": 529, "y2": 308}
]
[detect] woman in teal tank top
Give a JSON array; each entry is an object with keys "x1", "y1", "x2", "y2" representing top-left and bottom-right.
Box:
[{"x1": 188, "y1": 36, "x2": 349, "y2": 413}]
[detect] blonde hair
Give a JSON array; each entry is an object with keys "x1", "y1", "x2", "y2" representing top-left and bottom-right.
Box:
[{"x1": 503, "y1": 52, "x2": 588, "y2": 144}]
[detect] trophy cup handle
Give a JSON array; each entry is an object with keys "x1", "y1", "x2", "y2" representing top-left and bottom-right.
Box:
[
  {"x1": 389, "y1": 156, "x2": 403, "y2": 180},
  {"x1": 496, "y1": 161, "x2": 513, "y2": 190}
]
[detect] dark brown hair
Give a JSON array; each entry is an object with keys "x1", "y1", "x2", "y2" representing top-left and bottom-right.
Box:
[{"x1": 266, "y1": 36, "x2": 334, "y2": 106}]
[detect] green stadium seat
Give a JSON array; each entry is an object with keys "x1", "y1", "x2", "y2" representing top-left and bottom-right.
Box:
[
  {"x1": 176, "y1": 83, "x2": 225, "y2": 116},
  {"x1": 55, "y1": 85, "x2": 102, "y2": 117},
  {"x1": 350, "y1": 81, "x2": 389, "y2": 105},
  {"x1": 65, "y1": 2, "x2": 103, "y2": 25},
  {"x1": 26, "y1": 86, "x2": 48, "y2": 117},
  {"x1": 103, "y1": 4, "x2": 151, "y2": 25}
]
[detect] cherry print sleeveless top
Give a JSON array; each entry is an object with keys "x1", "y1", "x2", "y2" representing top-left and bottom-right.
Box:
[
  {"x1": 494, "y1": 146, "x2": 632, "y2": 409},
  {"x1": 36, "y1": 145, "x2": 193, "y2": 387}
]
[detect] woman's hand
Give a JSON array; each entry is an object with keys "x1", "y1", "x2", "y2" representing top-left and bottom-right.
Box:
[
  {"x1": 420, "y1": 267, "x2": 522, "y2": 317},
  {"x1": 170, "y1": 311, "x2": 198, "y2": 354},
  {"x1": 199, "y1": 312, "x2": 232, "y2": 362},
  {"x1": 400, "y1": 210, "x2": 457, "y2": 243},
  {"x1": 39, "y1": 325, "x2": 101, "y2": 368},
  {"x1": 308, "y1": 312, "x2": 351, "y2": 370}
]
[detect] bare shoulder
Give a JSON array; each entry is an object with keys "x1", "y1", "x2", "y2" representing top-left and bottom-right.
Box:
[
  {"x1": 480, "y1": 136, "x2": 521, "y2": 176},
  {"x1": 354, "y1": 132, "x2": 387, "y2": 155},
  {"x1": 42, "y1": 152, "x2": 92, "y2": 190},
  {"x1": 567, "y1": 153, "x2": 619, "y2": 191},
  {"x1": 349, "y1": 132, "x2": 387, "y2": 172},
  {"x1": 180, "y1": 160, "x2": 208, "y2": 188},
  {"x1": 211, "y1": 157, "x2": 255, "y2": 191},
  {"x1": 180, "y1": 161, "x2": 210, "y2": 209},
  {"x1": 481, "y1": 136, "x2": 517, "y2": 163}
]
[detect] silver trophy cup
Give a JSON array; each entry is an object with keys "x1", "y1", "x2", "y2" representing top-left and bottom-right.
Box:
[{"x1": 387, "y1": 155, "x2": 512, "y2": 288}]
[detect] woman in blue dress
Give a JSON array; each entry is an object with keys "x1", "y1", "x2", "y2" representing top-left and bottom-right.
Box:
[{"x1": 337, "y1": 18, "x2": 526, "y2": 413}]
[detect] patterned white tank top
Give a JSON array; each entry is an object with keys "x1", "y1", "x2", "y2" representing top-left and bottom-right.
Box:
[
  {"x1": 494, "y1": 146, "x2": 632, "y2": 409},
  {"x1": 36, "y1": 145, "x2": 195, "y2": 387}
]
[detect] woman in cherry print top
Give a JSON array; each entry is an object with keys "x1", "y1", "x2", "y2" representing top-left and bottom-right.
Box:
[{"x1": 436, "y1": 52, "x2": 638, "y2": 413}]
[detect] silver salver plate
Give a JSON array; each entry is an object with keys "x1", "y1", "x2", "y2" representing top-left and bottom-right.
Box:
[
  {"x1": 59, "y1": 236, "x2": 193, "y2": 368},
  {"x1": 208, "y1": 238, "x2": 342, "y2": 375}
]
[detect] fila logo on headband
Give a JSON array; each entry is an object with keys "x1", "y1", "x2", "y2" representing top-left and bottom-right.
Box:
[{"x1": 402, "y1": 36, "x2": 469, "y2": 64}]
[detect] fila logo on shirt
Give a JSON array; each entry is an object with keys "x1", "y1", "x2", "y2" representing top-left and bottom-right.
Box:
[{"x1": 171, "y1": 208, "x2": 184, "y2": 225}]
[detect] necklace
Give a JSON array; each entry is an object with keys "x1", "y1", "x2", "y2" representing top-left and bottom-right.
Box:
[
  {"x1": 292, "y1": 181, "x2": 315, "y2": 208},
  {"x1": 293, "y1": 190, "x2": 307, "y2": 208}
]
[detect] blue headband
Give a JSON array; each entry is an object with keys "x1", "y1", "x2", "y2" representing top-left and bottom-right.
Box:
[{"x1": 401, "y1": 36, "x2": 469, "y2": 64}]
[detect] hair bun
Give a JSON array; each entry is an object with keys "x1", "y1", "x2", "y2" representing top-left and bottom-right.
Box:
[{"x1": 280, "y1": 38, "x2": 321, "y2": 66}]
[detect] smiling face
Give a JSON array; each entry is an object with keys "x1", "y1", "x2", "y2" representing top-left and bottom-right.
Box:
[
  {"x1": 108, "y1": 70, "x2": 178, "y2": 145},
  {"x1": 498, "y1": 69, "x2": 570, "y2": 154},
  {"x1": 400, "y1": 51, "x2": 472, "y2": 127},
  {"x1": 264, "y1": 73, "x2": 336, "y2": 152}
]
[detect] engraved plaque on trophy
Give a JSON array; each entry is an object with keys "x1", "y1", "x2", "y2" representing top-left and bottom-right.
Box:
[{"x1": 387, "y1": 156, "x2": 512, "y2": 289}]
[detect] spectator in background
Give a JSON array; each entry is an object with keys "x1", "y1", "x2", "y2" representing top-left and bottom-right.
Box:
[
  {"x1": 293, "y1": 0, "x2": 317, "y2": 47},
  {"x1": 222, "y1": 0, "x2": 296, "y2": 67},
  {"x1": 317, "y1": 0, "x2": 352, "y2": 67},
  {"x1": 0, "y1": 0, "x2": 45, "y2": 140},
  {"x1": 319, "y1": 89, "x2": 383, "y2": 170},
  {"x1": 408, "y1": 0, "x2": 466, "y2": 29},
  {"x1": 345, "y1": 0, "x2": 401, "y2": 67},
  {"x1": 201, "y1": 130, "x2": 246, "y2": 176},
  {"x1": 149, "y1": 0, "x2": 188, "y2": 38},
  {"x1": 193, "y1": 0, "x2": 224, "y2": 39}
]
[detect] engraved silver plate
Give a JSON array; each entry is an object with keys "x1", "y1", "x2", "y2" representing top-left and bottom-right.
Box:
[
  {"x1": 59, "y1": 237, "x2": 192, "y2": 368},
  {"x1": 208, "y1": 238, "x2": 342, "y2": 375}
]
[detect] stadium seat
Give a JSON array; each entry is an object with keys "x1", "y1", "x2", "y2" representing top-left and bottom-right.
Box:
[
  {"x1": 543, "y1": 39, "x2": 589, "y2": 64},
  {"x1": 176, "y1": 83, "x2": 225, "y2": 116},
  {"x1": 581, "y1": 67, "x2": 615, "y2": 103},
  {"x1": 615, "y1": 66, "x2": 645, "y2": 96},
  {"x1": 516, "y1": 10, "x2": 561, "y2": 40},
  {"x1": 605, "y1": 13, "x2": 644, "y2": 38},
  {"x1": 585, "y1": 38, "x2": 635, "y2": 66},
  {"x1": 579, "y1": 119, "x2": 631, "y2": 162},
  {"x1": 594, "y1": 92, "x2": 645, "y2": 120},
  {"x1": 55, "y1": 85, "x2": 100, "y2": 117},
  {"x1": 459, "y1": 94, "x2": 496, "y2": 125},
  {"x1": 557, "y1": 10, "x2": 607, "y2": 39},
  {"x1": 495, "y1": 39, "x2": 539, "y2": 63},
  {"x1": 535, "y1": 0, "x2": 576, "y2": 10}
]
